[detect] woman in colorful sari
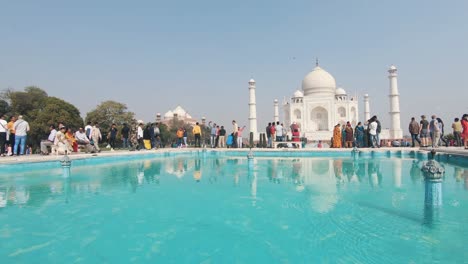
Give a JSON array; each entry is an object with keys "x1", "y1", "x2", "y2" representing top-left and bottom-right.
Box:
[
  {"x1": 65, "y1": 128, "x2": 78, "y2": 152},
  {"x1": 333, "y1": 124, "x2": 342, "y2": 148},
  {"x1": 355, "y1": 122, "x2": 365, "y2": 148}
]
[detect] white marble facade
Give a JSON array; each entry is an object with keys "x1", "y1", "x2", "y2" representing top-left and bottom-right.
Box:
[{"x1": 283, "y1": 64, "x2": 359, "y2": 140}]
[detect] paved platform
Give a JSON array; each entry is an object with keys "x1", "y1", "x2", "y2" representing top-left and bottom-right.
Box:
[{"x1": 0, "y1": 146, "x2": 466, "y2": 165}]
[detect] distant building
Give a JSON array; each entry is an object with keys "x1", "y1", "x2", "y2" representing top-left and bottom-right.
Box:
[{"x1": 157, "y1": 106, "x2": 200, "y2": 127}]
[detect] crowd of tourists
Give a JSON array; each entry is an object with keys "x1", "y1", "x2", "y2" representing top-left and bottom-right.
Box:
[
  {"x1": 174, "y1": 120, "x2": 246, "y2": 149},
  {"x1": 0, "y1": 115, "x2": 32, "y2": 156},
  {"x1": 408, "y1": 114, "x2": 468, "y2": 149},
  {"x1": 329, "y1": 114, "x2": 468, "y2": 149},
  {"x1": 1, "y1": 112, "x2": 468, "y2": 157}
]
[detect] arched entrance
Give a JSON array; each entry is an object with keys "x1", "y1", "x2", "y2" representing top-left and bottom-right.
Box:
[{"x1": 310, "y1": 107, "x2": 328, "y2": 131}]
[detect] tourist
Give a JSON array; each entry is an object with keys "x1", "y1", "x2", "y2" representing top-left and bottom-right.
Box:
[
  {"x1": 7, "y1": 116, "x2": 17, "y2": 155},
  {"x1": 461, "y1": 114, "x2": 468, "y2": 149},
  {"x1": 354, "y1": 122, "x2": 365, "y2": 148},
  {"x1": 176, "y1": 127, "x2": 184, "y2": 147},
  {"x1": 65, "y1": 127, "x2": 78, "y2": 152},
  {"x1": 292, "y1": 126, "x2": 301, "y2": 142},
  {"x1": 215, "y1": 125, "x2": 220, "y2": 147},
  {"x1": 231, "y1": 120, "x2": 238, "y2": 148},
  {"x1": 0, "y1": 115, "x2": 7, "y2": 157},
  {"x1": 419, "y1": 115, "x2": 430, "y2": 147},
  {"x1": 149, "y1": 123, "x2": 156, "y2": 148},
  {"x1": 429, "y1": 115, "x2": 440, "y2": 148},
  {"x1": 266, "y1": 123, "x2": 272, "y2": 148},
  {"x1": 143, "y1": 124, "x2": 152, "y2": 150},
  {"x1": 373, "y1": 116, "x2": 382, "y2": 147},
  {"x1": 0, "y1": 115, "x2": 9, "y2": 157},
  {"x1": 219, "y1": 126, "x2": 226, "y2": 148},
  {"x1": 75, "y1": 127, "x2": 94, "y2": 153},
  {"x1": 237, "y1": 125, "x2": 246, "y2": 148},
  {"x1": 183, "y1": 128, "x2": 188, "y2": 147},
  {"x1": 208, "y1": 121, "x2": 217, "y2": 148},
  {"x1": 91, "y1": 123, "x2": 102, "y2": 152},
  {"x1": 332, "y1": 124, "x2": 342, "y2": 148},
  {"x1": 345, "y1": 122, "x2": 354, "y2": 148},
  {"x1": 270, "y1": 122, "x2": 276, "y2": 144},
  {"x1": 40, "y1": 125, "x2": 57, "y2": 155},
  {"x1": 369, "y1": 118, "x2": 378, "y2": 148},
  {"x1": 13, "y1": 115, "x2": 30, "y2": 155},
  {"x1": 436, "y1": 118, "x2": 448, "y2": 147},
  {"x1": 275, "y1": 121, "x2": 283, "y2": 142},
  {"x1": 341, "y1": 124, "x2": 346, "y2": 147},
  {"x1": 85, "y1": 121, "x2": 93, "y2": 140},
  {"x1": 109, "y1": 123, "x2": 118, "y2": 151},
  {"x1": 452, "y1": 118, "x2": 462, "y2": 147},
  {"x1": 226, "y1": 133, "x2": 234, "y2": 148},
  {"x1": 193, "y1": 122, "x2": 202, "y2": 147},
  {"x1": 54, "y1": 126, "x2": 70, "y2": 154},
  {"x1": 137, "y1": 123, "x2": 144, "y2": 150},
  {"x1": 408, "y1": 117, "x2": 421, "y2": 147},
  {"x1": 282, "y1": 123, "x2": 287, "y2": 141},
  {"x1": 154, "y1": 123, "x2": 161, "y2": 145},
  {"x1": 121, "y1": 123, "x2": 130, "y2": 148},
  {"x1": 363, "y1": 121, "x2": 369, "y2": 148}
]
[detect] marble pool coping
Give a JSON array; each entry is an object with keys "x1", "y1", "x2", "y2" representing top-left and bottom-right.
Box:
[{"x1": 0, "y1": 146, "x2": 467, "y2": 166}]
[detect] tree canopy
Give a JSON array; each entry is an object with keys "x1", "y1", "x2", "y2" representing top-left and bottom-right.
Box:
[
  {"x1": 2, "y1": 87, "x2": 83, "y2": 149},
  {"x1": 85, "y1": 100, "x2": 135, "y2": 133}
]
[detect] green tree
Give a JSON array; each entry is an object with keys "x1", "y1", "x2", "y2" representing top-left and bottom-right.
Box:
[
  {"x1": 8, "y1": 86, "x2": 48, "y2": 116},
  {"x1": 85, "y1": 100, "x2": 135, "y2": 135},
  {"x1": 0, "y1": 99, "x2": 10, "y2": 115},
  {"x1": 2, "y1": 86, "x2": 83, "y2": 150},
  {"x1": 29, "y1": 97, "x2": 84, "y2": 145}
]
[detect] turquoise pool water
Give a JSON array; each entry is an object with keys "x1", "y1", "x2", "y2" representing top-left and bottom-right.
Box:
[{"x1": 1, "y1": 151, "x2": 468, "y2": 263}]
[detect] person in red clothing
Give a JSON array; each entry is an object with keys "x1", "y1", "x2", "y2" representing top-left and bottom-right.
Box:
[
  {"x1": 292, "y1": 128, "x2": 300, "y2": 142},
  {"x1": 461, "y1": 114, "x2": 468, "y2": 149}
]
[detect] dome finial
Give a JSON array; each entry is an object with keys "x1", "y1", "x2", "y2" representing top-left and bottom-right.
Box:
[{"x1": 316, "y1": 57, "x2": 319, "y2": 67}]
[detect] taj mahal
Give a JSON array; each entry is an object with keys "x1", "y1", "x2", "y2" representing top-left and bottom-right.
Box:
[{"x1": 248, "y1": 62, "x2": 403, "y2": 142}]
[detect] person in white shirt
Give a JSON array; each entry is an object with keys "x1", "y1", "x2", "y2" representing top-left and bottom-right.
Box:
[
  {"x1": 75, "y1": 127, "x2": 94, "y2": 153},
  {"x1": 137, "y1": 123, "x2": 144, "y2": 150},
  {"x1": 0, "y1": 115, "x2": 8, "y2": 157},
  {"x1": 275, "y1": 122, "x2": 283, "y2": 142},
  {"x1": 40, "y1": 125, "x2": 57, "y2": 155},
  {"x1": 369, "y1": 118, "x2": 378, "y2": 148},
  {"x1": 13, "y1": 115, "x2": 30, "y2": 155},
  {"x1": 84, "y1": 122, "x2": 93, "y2": 140},
  {"x1": 91, "y1": 123, "x2": 102, "y2": 152}
]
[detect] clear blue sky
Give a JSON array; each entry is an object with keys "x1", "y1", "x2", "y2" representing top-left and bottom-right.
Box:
[{"x1": 1, "y1": 0, "x2": 467, "y2": 132}]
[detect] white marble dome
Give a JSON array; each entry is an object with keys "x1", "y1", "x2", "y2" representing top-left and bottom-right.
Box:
[
  {"x1": 293, "y1": 90, "x2": 304, "y2": 98},
  {"x1": 302, "y1": 66, "x2": 336, "y2": 96},
  {"x1": 164, "y1": 110, "x2": 174, "y2": 119},
  {"x1": 335, "y1": 87, "x2": 346, "y2": 95}
]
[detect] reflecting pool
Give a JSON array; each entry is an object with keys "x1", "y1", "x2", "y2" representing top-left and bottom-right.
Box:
[{"x1": 1, "y1": 153, "x2": 468, "y2": 263}]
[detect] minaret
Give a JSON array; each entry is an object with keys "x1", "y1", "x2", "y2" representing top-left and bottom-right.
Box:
[
  {"x1": 363, "y1": 94, "x2": 370, "y2": 121},
  {"x1": 248, "y1": 79, "x2": 258, "y2": 140},
  {"x1": 388, "y1": 65, "x2": 403, "y2": 139},
  {"x1": 274, "y1": 99, "x2": 279, "y2": 122}
]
